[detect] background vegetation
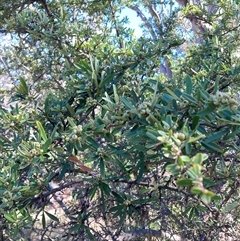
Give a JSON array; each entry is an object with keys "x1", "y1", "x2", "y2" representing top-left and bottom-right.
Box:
[{"x1": 0, "y1": 0, "x2": 239, "y2": 240}]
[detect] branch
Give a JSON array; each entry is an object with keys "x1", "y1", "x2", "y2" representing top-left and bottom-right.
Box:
[
  {"x1": 36, "y1": 0, "x2": 53, "y2": 18},
  {"x1": 145, "y1": 3, "x2": 162, "y2": 36},
  {"x1": 109, "y1": 0, "x2": 123, "y2": 48},
  {"x1": 129, "y1": 5, "x2": 157, "y2": 40},
  {"x1": 159, "y1": 57, "x2": 173, "y2": 78}
]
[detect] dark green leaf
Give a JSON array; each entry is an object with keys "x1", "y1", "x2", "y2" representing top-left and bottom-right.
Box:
[
  {"x1": 201, "y1": 141, "x2": 223, "y2": 153},
  {"x1": 19, "y1": 77, "x2": 29, "y2": 95},
  {"x1": 42, "y1": 212, "x2": 46, "y2": 229},
  {"x1": 182, "y1": 93, "x2": 198, "y2": 104},
  {"x1": 198, "y1": 102, "x2": 216, "y2": 117},
  {"x1": 100, "y1": 158, "x2": 105, "y2": 177},
  {"x1": 185, "y1": 75, "x2": 192, "y2": 94},
  {"x1": 88, "y1": 185, "x2": 98, "y2": 200},
  {"x1": 120, "y1": 96, "x2": 134, "y2": 109},
  {"x1": 131, "y1": 198, "x2": 151, "y2": 205},
  {"x1": 42, "y1": 137, "x2": 52, "y2": 152},
  {"x1": 86, "y1": 136, "x2": 99, "y2": 149},
  {"x1": 110, "y1": 205, "x2": 125, "y2": 213},
  {"x1": 112, "y1": 191, "x2": 125, "y2": 203},
  {"x1": 66, "y1": 103, "x2": 75, "y2": 117},
  {"x1": 204, "y1": 129, "x2": 228, "y2": 143},
  {"x1": 45, "y1": 211, "x2": 59, "y2": 222},
  {"x1": 99, "y1": 72, "x2": 115, "y2": 88},
  {"x1": 101, "y1": 182, "x2": 111, "y2": 196},
  {"x1": 176, "y1": 179, "x2": 193, "y2": 186},
  {"x1": 192, "y1": 116, "x2": 200, "y2": 130}
]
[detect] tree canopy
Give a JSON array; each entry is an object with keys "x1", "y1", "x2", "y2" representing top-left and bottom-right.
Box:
[{"x1": 0, "y1": 0, "x2": 239, "y2": 240}]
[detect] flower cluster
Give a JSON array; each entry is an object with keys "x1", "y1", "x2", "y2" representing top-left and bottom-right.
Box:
[
  {"x1": 63, "y1": 125, "x2": 83, "y2": 142},
  {"x1": 211, "y1": 91, "x2": 238, "y2": 111},
  {"x1": 86, "y1": 97, "x2": 98, "y2": 106},
  {"x1": 136, "y1": 102, "x2": 151, "y2": 118},
  {"x1": 157, "y1": 131, "x2": 186, "y2": 159}
]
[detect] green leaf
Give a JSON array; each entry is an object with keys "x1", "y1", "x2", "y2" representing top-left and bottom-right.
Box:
[
  {"x1": 201, "y1": 141, "x2": 223, "y2": 153},
  {"x1": 191, "y1": 186, "x2": 203, "y2": 195},
  {"x1": 192, "y1": 153, "x2": 208, "y2": 164},
  {"x1": 146, "y1": 130, "x2": 159, "y2": 141},
  {"x1": 67, "y1": 117, "x2": 77, "y2": 127},
  {"x1": 185, "y1": 143, "x2": 192, "y2": 154},
  {"x1": 185, "y1": 75, "x2": 192, "y2": 94},
  {"x1": 131, "y1": 198, "x2": 151, "y2": 205},
  {"x1": 201, "y1": 194, "x2": 212, "y2": 204},
  {"x1": 182, "y1": 93, "x2": 198, "y2": 104},
  {"x1": 178, "y1": 155, "x2": 191, "y2": 163},
  {"x1": 74, "y1": 61, "x2": 92, "y2": 74},
  {"x1": 42, "y1": 137, "x2": 52, "y2": 152},
  {"x1": 130, "y1": 62, "x2": 139, "y2": 70},
  {"x1": 192, "y1": 116, "x2": 200, "y2": 130},
  {"x1": 182, "y1": 206, "x2": 192, "y2": 216},
  {"x1": 86, "y1": 136, "x2": 99, "y2": 149},
  {"x1": 204, "y1": 129, "x2": 228, "y2": 143},
  {"x1": 113, "y1": 158, "x2": 127, "y2": 171},
  {"x1": 198, "y1": 102, "x2": 216, "y2": 117},
  {"x1": 222, "y1": 201, "x2": 239, "y2": 213},
  {"x1": 42, "y1": 212, "x2": 46, "y2": 229},
  {"x1": 100, "y1": 158, "x2": 105, "y2": 177},
  {"x1": 165, "y1": 87, "x2": 180, "y2": 100},
  {"x1": 188, "y1": 134, "x2": 205, "y2": 143},
  {"x1": 176, "y1": 179, "x2": 193, "y2": 186},
  {"x1": 66, "y1": 103, "x2": 75, "y2": 117},
  {"x1": 112, "y1": 191, "x2": 125, "y2": 203},
  {"x1": 113, "y1": 84, "x2": 119, "y2": 104},
  {"x1": 166, "y1": 163, "x2": 180, "y2": 175},
  {"x1": 45, "y1": 211, "x2": 59, "y2": 222},
  {"x1": 19, "y1": 77, "x2": 29, "y2": 95},
  {"x1": 36, "y1": 121, "x2": 47, "y2": 142},
  {"x1": 69, "y1": 224, "x2": 82, "y2": 233},
  {"x1": 101, "y1": 182, "x2": 111, "y2": 197},
  {"x1": 187, "y1": 166, "x2": 200, "y2": 179},
  {"x1": 88, "y1": 185, "x2": 98, "y2": 200},
  {"x1": 50, "y1": 122, "x2": 60, "y2": 139},
  {"x1": 120, "y1": 96, "x2": 134, "y2": 109},
  {"x1": 137, "y1": 156, "x2": 145, "y2": 181},
  {"x1": 203, "y1": 178, "x2": 215, "y2": 188},
  {"x1": 110, "y1": 205, "x2": 125, "y2": 213},
  {"x1": 99, "y1": 72, "x2": 115, "y2": 88},
  {"x1": 85, "y1": 227, "x2": 95, "y2": 240},
  {"x1": 4, "y1": 213, "x2": 15, "y2": 222}
]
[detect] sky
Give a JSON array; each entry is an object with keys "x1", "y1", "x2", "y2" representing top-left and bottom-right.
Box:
[{"x1": 120, "y1": 8, "x2": 143, "y2": 37}]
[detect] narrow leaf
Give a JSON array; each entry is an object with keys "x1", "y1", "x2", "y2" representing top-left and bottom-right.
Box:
[
  {"x1": 4, "y1": 213, "x2": 15, "y2": 223},
  {"x1": 176, "y1": 179, "x2": 193, "y2": 186},
  {"x1": 36, "y1": 121, "x2": 47, "y2": 142},
  {"x1": 42, "y1": 212, "x2": 46, "y2": 229},
  {"x1": 185, "y1": 75, "x2": 192, "y2": 94},
  {"x1": 100, "y1": 158, "x2": 105, "y2": 177},
  {"x1": 43, "y1": 137, "x2": 52, "y2": 152},
  {"x1": 45, "y1": 211, "x2": 59, "y2": 222}
]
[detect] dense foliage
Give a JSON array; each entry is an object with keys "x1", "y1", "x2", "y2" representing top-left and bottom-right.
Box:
[{"x1": 0, "y1": 0, "x2": 239, "y2": 240}]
